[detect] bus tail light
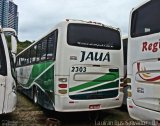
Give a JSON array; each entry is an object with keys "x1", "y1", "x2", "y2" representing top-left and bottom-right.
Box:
[
  {"x1": 58, "y1": 78, "x2": 67, "y2": 82},
  {"x1": 58, "y1": 90, "x2": 67, "y2": 94},
  {"x1": 128, "y1": 90, "x2": 132, "y2": 97},
  {"x1": 129, "y1": 105, "x2": 133, "y2": 109},
  {"x1": 58, "y1": 78, "x2": 68, "y2": 94},
  {"x1": 58, "y1": 84, "x2": 67, "y2": 88},
  {"x1": 120, "y1": 77, "x2": 130, "y2": 92},
  {"x1": 120, "y1": 82, "x2": 125, "y2": 92},
  {"x1": 125, "y1": 78, "x2": 131, "y2": 83}
]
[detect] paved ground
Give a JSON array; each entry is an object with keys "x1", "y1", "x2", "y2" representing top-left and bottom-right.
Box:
[{"x1": 0, "y1": 92, "x2": 147, "y2": 126}]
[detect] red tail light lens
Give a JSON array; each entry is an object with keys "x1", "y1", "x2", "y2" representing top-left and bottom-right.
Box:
[
  {"x1": 58, "y1": 84, "x2": 67, "y2": 88},
  {"x1": 129, "y1": 105, "x2": 133, "y2": 108}
]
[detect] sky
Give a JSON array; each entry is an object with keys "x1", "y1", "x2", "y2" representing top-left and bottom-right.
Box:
[{"x1": 14, "y1": 0, "x2": 146, "y2": 41}]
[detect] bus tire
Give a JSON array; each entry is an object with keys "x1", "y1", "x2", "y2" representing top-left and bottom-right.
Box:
[{"x1": 33, "y1": 86, "x2": 38, "y2": 104}]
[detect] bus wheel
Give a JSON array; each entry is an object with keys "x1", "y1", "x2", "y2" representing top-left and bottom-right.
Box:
[{"x1": 33, "y1": 86, "x2": 38, "y2": 104}]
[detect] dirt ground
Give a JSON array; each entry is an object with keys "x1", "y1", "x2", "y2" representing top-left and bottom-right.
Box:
[
  {"x1": 0, "y1": 92, "x2": 47, "y2": 125},
  {"x1": 0, "y1": 92, "x2": 147, "y2": 126}
]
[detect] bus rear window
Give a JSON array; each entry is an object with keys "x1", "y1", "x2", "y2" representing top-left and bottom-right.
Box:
[
  {"x1": 131, "y1": 0, "x2": 160, "y2": 37},
  {"x1": 67, "y1": 24, "x2": 121, "y2": 50}
]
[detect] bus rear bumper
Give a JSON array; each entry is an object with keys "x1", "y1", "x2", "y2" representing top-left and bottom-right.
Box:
[
  {"x1": 54, "y1": 92, "x2": 123, "y2": 112},
  {"x1": 127, "y1": 98, "x2": 160, "y2": 121}
]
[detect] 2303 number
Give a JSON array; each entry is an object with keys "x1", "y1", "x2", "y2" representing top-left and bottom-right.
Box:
[{"x1": 71, "y1": 67, "x2": 86, "y2": 72}]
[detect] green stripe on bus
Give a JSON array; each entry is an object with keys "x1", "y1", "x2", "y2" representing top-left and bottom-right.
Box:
[
  {"x1": 21, "y1": 61, "x2": 53, "y2": 88},
  {"x1": 69, "y1": 89, "x2": 118, "y2": 100},
  {"x1": 69, "y1": 72, "x2": 119, "y2": 92},
  {"x1": 35, "y1": 65, "x2": 54, "y2": 91},
  {"x1": 81, "y1": 80, "x2": 119, "y2": 92}
]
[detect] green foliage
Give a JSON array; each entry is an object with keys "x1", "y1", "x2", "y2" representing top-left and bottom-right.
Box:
[
  {"x1": 5, "y1": 35, "x2": 33, "y2": 53},
  {"x1": 5, "y1": 36, "x2": 11, "y2": 49},
  {"x1": 17, "y1": 40, "x2": 33, "y2": 53}
]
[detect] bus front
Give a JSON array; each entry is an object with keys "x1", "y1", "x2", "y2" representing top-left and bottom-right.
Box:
[
  {"x1": 127, "y1": 0, "x2": 160, "y2": 122},
  {"x1": 55, "y1": 20, "x2": 124, "y2": 112}
]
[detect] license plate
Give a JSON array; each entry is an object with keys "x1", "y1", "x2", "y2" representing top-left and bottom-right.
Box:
[{"x1": 89, "y1": 104, "x2": 101, "y2": 109}]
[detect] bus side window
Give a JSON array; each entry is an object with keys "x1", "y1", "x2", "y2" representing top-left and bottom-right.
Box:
[
  {"x1": 30, "y1": 46, "x2": 36, "y2": 64},
  {"x1": 18, "y1": 57, "x2": 21, "y2": 66},
  {"x1": 30, "y1": 45, "x2": 37, "y2": 63},
  {"x1": 47, "y1": 33, "x2": 54, "y2": 60},
  {"x1": 47, "y1": 30, "x2": 58, "y2": 60},
  {"x1": 16, "y1": 55, "x2": 20, "y2": 66},
  {"x1": 36, "y1": 42, "x2": 42, "y2": 62},
  {"x1": 21, "y1": 49, "x2": 29, "y2": 65},
  {"x1": 26, "y1": 49, "x2": 30, "y2": 64},
  {"x1": 16, "y1": 57, "x2": 20, "y2": 66},
  {"x1": 29, "y1": 47, "x2": 32, "y2": 63},
  {"x1": 16, "y1": 57, "x2": 18, "y2": 66},
  {"x1": 21, "y1": 57, "x2": 25, "y2": 66},
  {"x1": 41, "y1": 38, "x2": 47, "y2": 61}
]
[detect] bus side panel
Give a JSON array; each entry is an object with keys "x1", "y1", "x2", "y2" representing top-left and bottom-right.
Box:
[{"x1": 17, "y1": 61, "x2": 55, "y2": 110}]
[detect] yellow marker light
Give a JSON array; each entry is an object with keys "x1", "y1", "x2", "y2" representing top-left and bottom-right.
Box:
[
  {"x1": 127, "y1": 90, "x2": 132, "y2": 97},
  {"x1": 125, "y1": 78, "x2": 131, "y2": 83},
  {"x1": 58, "y1": 90, "x2": 67, "y2": 94}
]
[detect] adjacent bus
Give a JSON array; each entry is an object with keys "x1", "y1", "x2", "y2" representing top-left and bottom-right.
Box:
[
  {"x1": 16, "y1": 19, "x2": 124, "y2": 112},
  {"x1": 0, "y1": 26, "x2": 17, "y2": 114},
  {"x1": 127, "y1": 0, "x2": 160, "y2": 122}
]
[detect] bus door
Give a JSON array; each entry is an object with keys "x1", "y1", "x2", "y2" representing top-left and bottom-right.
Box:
[{"x1": 0, "y1": 36, "x2": 7, "y2": 113}]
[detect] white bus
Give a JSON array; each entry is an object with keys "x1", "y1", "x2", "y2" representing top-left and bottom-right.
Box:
[
  {"x1": 16, "y1": 19, "x2": 124, "y2": 112},
  {"x1": 0, "y1": 26, "x2": 17, "y2": 114},
  {"x1": 127, "y1": 0, "x2": 160, "y2": 122}
]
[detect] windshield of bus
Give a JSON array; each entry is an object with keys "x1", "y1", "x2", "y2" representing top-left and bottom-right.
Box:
[
  {"x1": 67, "y1": 23, "x2": 121, "y2": 50},
  {"x1": 131, "y1": 0, "x2": 160, "y2": 37}
]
